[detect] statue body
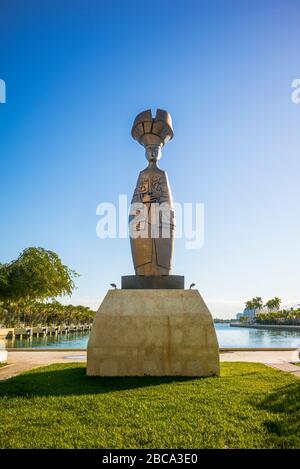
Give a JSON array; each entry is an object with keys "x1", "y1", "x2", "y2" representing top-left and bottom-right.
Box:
[{"x1": 130, "y1": 158, "x2": 175, "y2": 275}]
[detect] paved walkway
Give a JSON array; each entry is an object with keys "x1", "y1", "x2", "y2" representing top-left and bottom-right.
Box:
[
  {"x1": 220, "y1": 349, "x2": 300, "y2": 378},
  {"x1": 267, "y1": 361, "x2": 300, "y2": 378},
  {"x1": 0, "y1": 350, "x2": 86, "y2": 381},
  {"x1": 0, "y1": 349, "x2": 299, "y2": 381}
]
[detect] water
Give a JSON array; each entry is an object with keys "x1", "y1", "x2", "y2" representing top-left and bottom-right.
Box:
[
  {"x1": 3, "y1": 323, "x2": 300, "y2": 349},
  {"x1": 3, "y1": 332, "x2": 90, "y2": 349},
  {"x1": 215, "y1": 323, "x2": 300, "y2": 348}
]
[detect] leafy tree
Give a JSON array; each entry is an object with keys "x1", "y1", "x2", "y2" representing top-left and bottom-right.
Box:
[
  {"x1": 0, "y1": 264, "x2": 8, "y2": 291},
  {"x1": 0, "y1": 247, "x2": 78, "y2": 302},
  {"x1": 0, "y1": 299, "x2": 95, "y2": 327},
  {"x1": 256, "y1": 307, "x2": 300, "y2": 325}
]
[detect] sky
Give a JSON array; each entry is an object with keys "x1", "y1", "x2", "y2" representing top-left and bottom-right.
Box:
[{"x1": 0, "y1": 0, "x2": 299, "y2": 318}]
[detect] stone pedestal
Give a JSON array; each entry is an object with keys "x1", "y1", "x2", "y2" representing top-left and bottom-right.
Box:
[
  {"x1": 87, "y1": 289, "x2": 220, "y2": 377},
  {"x1": 121, "y1": 275, "x2": 184, "y2": 289}
]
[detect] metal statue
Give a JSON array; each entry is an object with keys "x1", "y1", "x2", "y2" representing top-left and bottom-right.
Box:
[{"x1": 130, "y1": 109, "x2": 175, "y2": 276}]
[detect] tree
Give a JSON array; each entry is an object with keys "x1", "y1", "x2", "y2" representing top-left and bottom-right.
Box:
[
  {"x1": 0, "y1": 298, "x2": 95, "y2": 327},
  {"x1": 245, "y1": 300, "x2": 254, "y2": 310},
  {"x1": 273, "y1": 297, "x2": 281, "y2": 310},
  {"x1": 245, "y1": 297, "x2": 263, "y2": 311},
  {"x1": 0, "y1": 248, "x2": 98, "y2": 328},
  {"x1": 0, "y1": 265, "x2": 7, "y2": 287},
  {"x1": 0, "y1": 247, "x2": 78, "y2": 302},
  {"x1": 252, "y1": 297, "x2": 263, "y2": 310},
  {"x1": 265, "y1": 297, "x2": 281, "y2": 312}
]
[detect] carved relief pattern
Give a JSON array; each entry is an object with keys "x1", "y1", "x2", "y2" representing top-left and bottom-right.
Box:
[{"x1": 130, "y1": 166, "x2": 175, "y2": 275}]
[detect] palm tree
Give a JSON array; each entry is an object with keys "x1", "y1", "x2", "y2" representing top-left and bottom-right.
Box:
[
  {"x1": 245, "y1": 300, "x2": 254, "y2": 310},
  {"x1": 264, "y1": 297, "x2": 281, "y2": 312},
  {"x1": 252, "y1": 297, "x2": 263, "y2": 310},
  {"x1": 273, "y1": 297, "x2": 281, "y2": 311}
]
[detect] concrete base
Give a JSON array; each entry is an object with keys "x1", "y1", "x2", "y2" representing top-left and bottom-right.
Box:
[{"x1": 87, "y1": 289, "x2": 220, "y2": 377}]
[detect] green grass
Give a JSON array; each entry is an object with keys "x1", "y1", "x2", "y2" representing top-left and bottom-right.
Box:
[
  {"x1": 0, "y1": 362, "x2": 299, "y2": 449},
  {"x1": 0, "y1": 363, "x2": 6, "y2": 368}
]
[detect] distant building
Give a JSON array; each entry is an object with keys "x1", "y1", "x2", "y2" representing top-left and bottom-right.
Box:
[{"x1": 237, "y1": 307, "x2": 271, "y2": 322}]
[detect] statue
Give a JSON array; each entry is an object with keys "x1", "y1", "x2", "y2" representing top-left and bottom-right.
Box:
[
  {"x1": 121, "y1": 109, "x2": 184, "y2": 288},
  {"x1": 130, "y1": 109, "x2": 175, "y2": 276},
  {"x1": 87, "y1": 108, "x2": 220, "y2": 377}
]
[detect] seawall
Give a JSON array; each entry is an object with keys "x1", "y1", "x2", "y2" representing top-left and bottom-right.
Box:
[{"x1": 230, "y1": 322, "x2": 300, "y2": 331}]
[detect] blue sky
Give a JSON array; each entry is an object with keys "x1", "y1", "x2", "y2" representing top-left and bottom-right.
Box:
[{"x1": 0, "y1": 0, "x2": 299, "y2": 317}]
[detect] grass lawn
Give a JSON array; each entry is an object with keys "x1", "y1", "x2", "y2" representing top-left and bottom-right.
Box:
[{"x1": 0, "y1": 362, "x2": 299, "y2": 449}]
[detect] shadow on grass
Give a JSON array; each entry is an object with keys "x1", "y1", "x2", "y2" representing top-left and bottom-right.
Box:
[
  {"x1": 0, "y1": 364, "x2": 200, "y2": 397},
  {"x1": 256, "y1": 381, "x2": 300, "y2": 446}
]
